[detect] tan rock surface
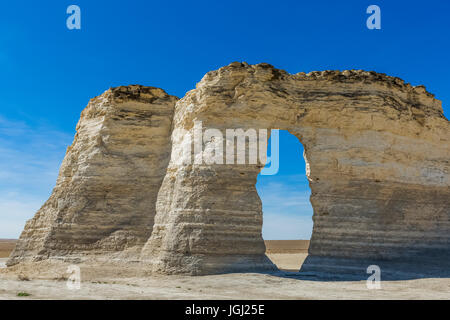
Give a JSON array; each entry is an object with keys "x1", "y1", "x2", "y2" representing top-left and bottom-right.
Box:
[
  {"x1": 7, "y1": 86, "x2": 178, "y2": 266},
  {"x1": 143, "y1": 62, "x2": 449, "y2": 275},
  {"x1": 7, "y1": 62, "x2": 450, "y2": 278}
]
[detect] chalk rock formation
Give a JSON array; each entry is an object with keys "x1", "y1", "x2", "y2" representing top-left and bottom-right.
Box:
[
  {"x1": 142, "y1": 62, "x2": 450, "y2": 275},
  {"x1": 7, "y1": 86, "x2": 178, "y2": 266},
  {"x1": 8, "y1": 62, "x2": 450, "y2": 277}
]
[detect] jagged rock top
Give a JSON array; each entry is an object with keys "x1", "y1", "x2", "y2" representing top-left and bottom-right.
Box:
[
  {"x1": 196, "y1": 62, "x2": 445, "y2": 117},
  {"x1": 202, "y1": 62, "x2": 436, "y2": 97},
  {"x1": 77, "y1": 85, "x2": 179, "y2": 123},
  {"x1": 77, "y1": 64, "x2": 445, "y2": 122},
  {"x1": 88, "y1": 85, "x2": 179, "y2": 105}
]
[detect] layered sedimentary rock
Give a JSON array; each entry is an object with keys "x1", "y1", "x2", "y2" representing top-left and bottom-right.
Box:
[
  {"x1": 7, "y1": 85, "x2": 178, "y2": 266},
  {"x1": 8, "y1": 62, "x2": 450, "y2": 277},
  {"x1": 142, "y1": 62, "x2": 450, "y2": 275}
]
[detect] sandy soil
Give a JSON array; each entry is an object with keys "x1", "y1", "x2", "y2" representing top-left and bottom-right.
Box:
[
  {"x1": 1, "y1": 255, "x2": 450, "y2": 300},
  {"x1": 267, "y1": 253, "x2": 308, "y2": 272},
  {"x1": 1, "y1": 240, "x2": 449, "y2": 300}
]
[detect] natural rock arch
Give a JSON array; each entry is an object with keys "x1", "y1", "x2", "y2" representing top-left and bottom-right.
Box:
[
  {"x1": 141, "y1": 62, "x2": 450, "y2": 275},
  {"x1": 8, "y1": 62, "x2": 450, "y2": 277}
]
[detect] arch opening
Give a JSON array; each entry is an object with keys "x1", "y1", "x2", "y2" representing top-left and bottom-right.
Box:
[{"x1": 257, "y1": 130, "x2": 313, "y2": 272}]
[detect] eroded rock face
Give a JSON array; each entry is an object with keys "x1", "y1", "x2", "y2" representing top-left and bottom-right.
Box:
[
  {"x1": 142, "y1": 62, "x2": 450, "y2": 275},
  {"x1": 8, "y1": 63, "x2": 450, "y2": 277},
  {"x1": 7, "y1": 86, "x2": 178, "y2": 266}
]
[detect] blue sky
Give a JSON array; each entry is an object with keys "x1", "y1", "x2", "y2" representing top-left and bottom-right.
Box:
[{"x1": 0, "y1": 0, "x2": 449, "y2": 239}]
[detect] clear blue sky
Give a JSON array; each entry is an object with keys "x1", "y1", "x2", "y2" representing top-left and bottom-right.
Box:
[{"x1": 0, "y1": 0, "x2": 448, "y2": 239}]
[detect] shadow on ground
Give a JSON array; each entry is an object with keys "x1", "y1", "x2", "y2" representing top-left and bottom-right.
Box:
[{"x1": 266, "y1": 254, "x2": 450, "y2": 281}]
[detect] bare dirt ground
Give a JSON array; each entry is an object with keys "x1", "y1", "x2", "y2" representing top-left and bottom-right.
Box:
[
  {"x1": 1, "y1": 240, "x2": 449, "y2": 300},
  {"x1": 264, "y1": 240, "x2": 309, "y2": 272}
]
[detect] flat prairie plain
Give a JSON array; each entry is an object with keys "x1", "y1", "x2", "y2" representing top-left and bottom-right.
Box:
[{"x1": 0, "y1": 240, "x2": 16, "y2": 258}]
